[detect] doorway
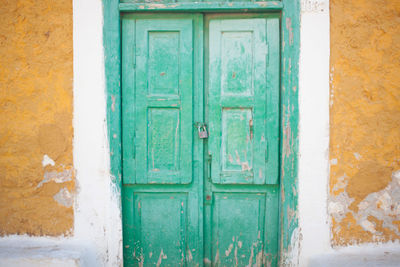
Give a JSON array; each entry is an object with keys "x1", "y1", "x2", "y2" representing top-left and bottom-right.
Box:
[{"x1": 121, "y1": 13, "x2": 280, "y2": 266}]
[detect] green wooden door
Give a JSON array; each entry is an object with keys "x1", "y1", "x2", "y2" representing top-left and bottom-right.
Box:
[
  {"x1": 204, "y1": 15, "x2": 280, "y2": 267},
  {"x1": 122, "y1": 14, "x2": 204, "y2": 266},
  {"x1": 122, "y1": 14, "x2": 280, "y2": 267}
]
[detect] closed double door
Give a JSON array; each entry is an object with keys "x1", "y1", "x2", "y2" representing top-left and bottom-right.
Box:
[{"x1": 122, "y1": 13, "x2": 280, "y2": 267}]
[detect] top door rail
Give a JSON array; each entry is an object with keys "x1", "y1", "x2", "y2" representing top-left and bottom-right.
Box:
[{"x1": 119, "y1": 2, "x2": 283, "y2": 12}]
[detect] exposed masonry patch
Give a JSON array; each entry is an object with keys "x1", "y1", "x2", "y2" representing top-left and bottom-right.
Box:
[
  {"x1": 329, "y1": 192, "x2": 354, "y2": 223},
  {"x1": 53, "y1": 187, "x2": 74, "y2": 208},
  {"x1": 301, "y1": 0, "x2": 327, "y2": 13},
  {"x1": 42, "y1": 154, "x2": 55, "y2": 167},
  {"x1": 37, "y1": 169, "x2": 73, "y2": 188},
  {"x1": 329, "y1": 170, "x2": 400, "y2": 236},
  {"x1": 329, "y1": 174, "x2": 354, "y2": 222},
  {"x1": 353, "y1": 152, "x2": 362, "y2": 161},
  {"x1": 281, "y1": 227, "x2": 301, "y2": 267}
]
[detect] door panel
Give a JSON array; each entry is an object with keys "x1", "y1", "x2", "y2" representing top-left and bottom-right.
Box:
[
  {"x1": 204, "y1": 15, "x2": 280, "y2": 267},
  {"x1": 124, "y1": 18, "x2": 194, "y2": 185},
  {"x1": 122, "y1": 14, "x2": 203, "y2": 267},
  {"x1": 136, "y1": 19, "x2": 193, "y2": 184},
  {"x1": 134, "y1": 193, "x2": 188, "y2": 266},
  {"x1": 208, "y1": 19, "x2": 271, "y2": 185},
  {"x1": 212, "y1": 193, "x2": 265, "y2": 266}
]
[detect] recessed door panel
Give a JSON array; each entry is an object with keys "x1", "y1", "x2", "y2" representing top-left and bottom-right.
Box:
[
  {"x1": 211, "y1": 193, "x2": 265, "y2": 266},
  {"x1": 221, "y1": 108, "x2": 254, "y2": 183},
  {"x1": 221, "y1": 31, "x2": 254, "y2": 96},
  {"x1": 134, "y1": 193, "x2": 188, "y2": 266},
  {"x1": 147, "y1": 108, "x2": 180, "y2": 174},
  {"x1": 148, "y1": 31, "x2": 180, "y2": 96}
]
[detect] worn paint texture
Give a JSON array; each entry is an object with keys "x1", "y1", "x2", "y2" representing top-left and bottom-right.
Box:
[
  {"x1": 0, "y1": 0, "x2": 74, "y2": 235},
  {"x1": 330, "y1": 0, "x2": 400, "y2": 245}
]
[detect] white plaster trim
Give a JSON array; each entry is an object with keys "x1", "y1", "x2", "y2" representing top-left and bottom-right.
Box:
[
  {"x1": 73, "y1": 0, "x2": 122, "y2": 265},
  {"x1": 298, "y1": 0, "x2": 331, "y2": 266}
]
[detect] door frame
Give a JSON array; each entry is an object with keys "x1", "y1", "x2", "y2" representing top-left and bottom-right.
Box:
[{"x1": 103, "y1": 1, "x2": 300, "y2": 264}]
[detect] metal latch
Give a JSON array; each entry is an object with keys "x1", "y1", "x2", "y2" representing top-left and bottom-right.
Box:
[{"x1": 195, "y1": 123, "x2": 208, "y2": 139}]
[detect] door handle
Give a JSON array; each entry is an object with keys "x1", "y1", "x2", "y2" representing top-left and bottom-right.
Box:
[{"x1": 206, "y1": 152, "x2": 212, "y2": 182}]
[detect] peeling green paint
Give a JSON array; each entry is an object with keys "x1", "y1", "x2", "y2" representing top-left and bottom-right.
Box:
[
  {"x1": 103, "y1": 0, "x2": 300, "y2": 265},
  {"x1": 103, "y1": 0, "x2": 122, "y2": 192},
  {"x1": 280, "y1": 0, "x2": 300, "y2": 265}
]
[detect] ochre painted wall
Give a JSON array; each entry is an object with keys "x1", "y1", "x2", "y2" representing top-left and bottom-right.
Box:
[
  {"x1": 330, "y1": 0, "x2": 400, "y2": 245},
  {"x1": 0, "y1": 0, "x2": 74, "y2": 235}
]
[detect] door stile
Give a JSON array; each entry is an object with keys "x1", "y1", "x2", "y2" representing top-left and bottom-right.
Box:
[{"x1": 193, "y1": 13, "x2": 205, "y2": 266}]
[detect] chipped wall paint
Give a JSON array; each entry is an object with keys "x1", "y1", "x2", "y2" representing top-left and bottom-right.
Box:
[
  {"x1": 0, "y1": 0, "x2": 74, "y2": 236},
  {"x1": 53, "y1": 188, "x2": 74, "y2": 208},
  {"x1": 330, "y1": 0, "x2": 400, "y2": 245}
]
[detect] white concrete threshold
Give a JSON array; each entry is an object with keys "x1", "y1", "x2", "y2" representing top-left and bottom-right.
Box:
[
  {"x1": 0, "y1": 238, "x2": 97, "y2": 267},
  {"x1": 308, "y1": 245, "x2": 400, "y2": 267}
]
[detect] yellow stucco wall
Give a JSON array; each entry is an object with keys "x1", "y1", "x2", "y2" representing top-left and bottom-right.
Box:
[
  {"x1": 330, "y1": 0, "x2": 400, "y2": 245},
  {"x1": 0, "y1": 1, "x2": 74, "y2": 235}
]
